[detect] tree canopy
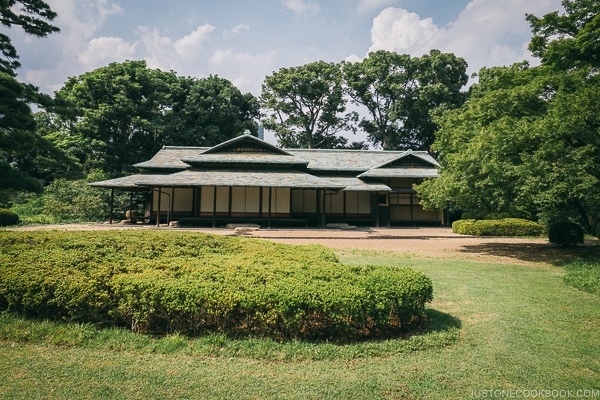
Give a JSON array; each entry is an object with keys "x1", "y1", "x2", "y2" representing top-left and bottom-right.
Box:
[
  {"x1": 260, "y1": 61, "x2": 356, "y2": 149},
  {"x1": 51, "y1": 61, "x2": 259, "y2": 177},
  {"x1": 343, "y1": 49, "x2": 468, "y2": 150},
  {"x1": 0, "y1": 0, "x2": 60, "y2": 205},
  {"x1": 417, "y1": 0, "x2": 600, "y2": 231}
]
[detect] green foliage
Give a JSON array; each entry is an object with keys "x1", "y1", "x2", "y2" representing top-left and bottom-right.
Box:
[
  {"x1": 563, "y1": 260, "x2": 600, "y2": 296},
  {"x1": 451, "y1": 218, "x2": 545, "y2": 237},
  {"x1": 0, "y1": 0, "x2": 59, "y2": 76},
  {"x1": 0, "y1": 208, "x2": 19, "y2": 226},
  {"x1": 527, "y1": 0, "x2": 600, "y2": 70},
  {"x1": 51, "y1": 62, "x2": 259, "y2": 176},
  {"x1": 0, "y1": 231, "x2": 433, "y2": 341},
  {"x1": 41, "y1": 178, "x2": 110, "y2": 222},
  {"x1": 343, "y1": 49, "x2": 468, "y2": 150},
  {"x1": 261, "y1": 61, "x2": 355, "y2": 149},
  {"x1": 596, "y1": 223, "x2": 600, "y2": 239},
  {"x1": 548, "y1": 221, "x2": 584, "y2": 246}
]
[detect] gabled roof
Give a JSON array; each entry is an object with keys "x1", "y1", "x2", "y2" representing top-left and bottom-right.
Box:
[
  {"x1": 133, "y1": 147, "x2": 205, "y2": 170},
  {"x1": 358, "y1": 150, "x2": 440, "y2": 179},
  {"x1": 286, "y1": 149, "x2": 410, "y2": 172},
  {"x1": 98, "y1": 135, "x2": 440, "y2": 191},
  {"x1": 201, "y1": 133, "x2": 293, "y2": 156}
]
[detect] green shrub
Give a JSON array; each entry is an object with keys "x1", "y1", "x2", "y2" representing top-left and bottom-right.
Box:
[
  {"x1": 0, "y1": 231, "x2": 433, "y2": 341},
  {"x1": 596, "y1": 223, "x2": 600, "y2": 239},
  {"x1": 0, "y1": 209, "x2": 20, "y2": 226},
  {"x1": 548, "y1": 221, "x2": 584, "y2": 246},
  {"x1": 452, "y1": 218, "x2": 544, "y2": 236}
]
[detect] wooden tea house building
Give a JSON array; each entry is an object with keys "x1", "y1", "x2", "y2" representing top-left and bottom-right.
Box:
[{"x1": 90, "y1": 133, "x2": 443, "y2": 228}]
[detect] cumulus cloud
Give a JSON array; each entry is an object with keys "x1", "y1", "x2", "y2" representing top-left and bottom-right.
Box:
[
  {"x1": 368, "y1": 0, "x2": 562, "y2": 77},
  {"x1": 174, "y1": 24, "x2": 216, "y2": 58},
  {"x1": 78, "y1": 37, "x2": 138, "y2": 69},
  {"x1": 369, "y1": 8, "x2": 439, "y2": 53},
  {"x1": 282, "y1": 0, "x2": 320, "y2": 15},
  {"x1": 357, "y1": 0, "x2": 396, "y2": 14},
  {"x1": 209, "y1": 48, "x2": 277, "y2": 94}
]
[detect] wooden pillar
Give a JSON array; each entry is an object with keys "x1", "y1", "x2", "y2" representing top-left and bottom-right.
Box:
[
  {"x1": 156, "y1": 188, "x2": 161, "y2": 227},
  {"x1": 212, "y1": 186, "x2": 217, "y2": 228},
  {"x1": 268, "y1": 187, "x2": 272, "y2": 229},
  {"x1": 109, "y1": 188, "x2": 114, "y2": 225}
]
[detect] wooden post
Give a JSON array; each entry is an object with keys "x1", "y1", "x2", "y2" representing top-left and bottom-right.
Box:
[
  {"x1": 156, "y1": 189, "x2": 161, "y2": 227},
  {"x1": 109, "y1": 188, "x2": 114, "y2": 224}
]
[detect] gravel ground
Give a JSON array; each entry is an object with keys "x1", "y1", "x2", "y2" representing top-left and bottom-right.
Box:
[{"x1": 10, "y1": 223, "x2": 600, "y2": 266}]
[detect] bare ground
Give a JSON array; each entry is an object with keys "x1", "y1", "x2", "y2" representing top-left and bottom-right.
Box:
[{"x1": 10, "y1": 223, "x2": 600, "y2": 266}]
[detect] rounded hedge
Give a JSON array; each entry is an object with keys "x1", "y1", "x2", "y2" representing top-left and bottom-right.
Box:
[
  {"x1": 0, "y1": 209, "x2": 20, "y2": 226},
  {"x1": 0, "y1": 231, "x2": 433, "y2": 340},
  {"x1": 452, "y1": 218, "x2": 544, "y2": 237},
  {"x1": 548, "y1": 221, "x2": 584, "y2": 247}
]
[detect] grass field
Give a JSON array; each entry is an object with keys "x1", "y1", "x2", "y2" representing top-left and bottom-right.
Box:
[{"x1": 1, "y1": 233, "x2": 599, "y2": 399}]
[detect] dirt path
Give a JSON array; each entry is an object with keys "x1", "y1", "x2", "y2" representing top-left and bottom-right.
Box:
[{"x1": 10, "y1": 224, "x2": 599, "y2": 266}]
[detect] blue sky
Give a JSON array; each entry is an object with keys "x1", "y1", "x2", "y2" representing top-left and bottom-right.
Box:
[{"x1": 11, "y1": 0, "x2": 563, "y2": 98}]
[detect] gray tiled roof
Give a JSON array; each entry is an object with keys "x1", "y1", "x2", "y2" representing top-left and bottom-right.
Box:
[
  {"x1": 88, "y1": 173, "x2": 171, "y2": 189},
  {"x1": 286, "y1": 149, "x2": 405, "y2": 171},
  {"x1": 133, "y1": 147, "x2": 206, "y2": 169},
  {"x1": 135, "y1": 169, "x2": 346, "y2": 189},
  {"x1": 182, "y1": 153, "x2": 308, "y2": 167},
  {"x1": 358, "y1": 167, "x2": 439, "y2": 179},
  {"x1": 325, "y1": 177, "x2": 391, "y2": 192}
]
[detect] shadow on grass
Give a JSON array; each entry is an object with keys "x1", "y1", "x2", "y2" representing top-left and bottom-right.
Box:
[
  {"x1": 458, "y1": 239, "x2": 600, "y2": 265},
  {"x1": 295, "y1": 308, "x2": 462, "y2": 345}
]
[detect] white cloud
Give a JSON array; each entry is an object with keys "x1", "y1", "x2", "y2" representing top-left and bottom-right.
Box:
[
  {"x1": 369, "y1": 8, "x2": 439, "y2": 53},
  {"x1": 78, "y1": 37, "x2": 138, "y2": 69},
  {"x1": 368, "y1": 0, "x2": 563, "y2": 77},
  {"x1": 209, "y1": 48, "x2": 277, "y2": 94},
  {"x1": 282, "y1": 0, "x2": 320, "y2": 15},
  {"x1": 174, "y1": 24, "x2": 216, "y2": 58},
  {"x1": 357, "y1": 0, "x2": 396, "y2": 14},
  {"x1": 224, "y1": 24, "x2": 251, "y2": 37}
]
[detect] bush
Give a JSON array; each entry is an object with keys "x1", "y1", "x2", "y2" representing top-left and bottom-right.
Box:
[
  {"x1": 0, "y1": 209, "x2": 20, "y2": 226},
  {"x1": 548, "y1": 221, "x2": 584, "y2": 246},
  {"x1": 0, "y1": 231, "x2": 433, "y2": 341},
  {"x1": 596, "y1": 223, "x2": 600, "y2": 239},
  {"x1": 452, "y1": 218, "x2": 544, "y2": 236}
]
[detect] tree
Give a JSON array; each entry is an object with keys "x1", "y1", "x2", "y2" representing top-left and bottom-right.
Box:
[
  {"x1": 260, "y1": 61, "x2": 356, "y2": 149},
  {"x1": 416, "y1": 65, "x2": 599, "y2": 230},
  {"x1": 52, "y1": 61, "x2": 260, "y2": 177},
  {"x1": 163, "y1": 75, "x2": 259, "y2": 147},
  {"x1": 527, "y1": 0, "x2": 600, "y2": 70},
  {"x1": 0, "y1": 0, "x2": 59, "y2": 205},
  {"x1": 1, "y1": 0, "x2": 59, "y2": 76},
  {"x1": 417, "y1": 2, "x2": 600, "y2": 231},
  {"x1": 343, "y1": 50, "x2": 468, "y2": 150}
]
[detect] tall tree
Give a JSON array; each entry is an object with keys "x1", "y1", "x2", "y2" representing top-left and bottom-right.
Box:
[
  {"x1": 1, "y1": 0, "x2": 59, "y2": 76},
  {"x1": 52, "y1": 61, "x2": 259, "y2": 177},
  {"x1": 260, "y1": 61, "x2": 355, "y2": 149},
  {"x1": 417, "y1": 1, "x2": 600, "y2": 230},
  {"x1": 343, "y1": 50, "x2": 468, "y2": 150},
  {"x1": 0, "y1": 0, "x2": 59, "y2": 204},
  {"x1": 527, "y1": 0, "x2": 600, "y2": 70},
  {"x1": 163, "y1": 75, "x2": 259, "y2": 147}
]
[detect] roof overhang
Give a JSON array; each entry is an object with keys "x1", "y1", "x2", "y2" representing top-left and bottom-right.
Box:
[{"x1": 134, "y1": 169, "x2": 346, "y2": 190}]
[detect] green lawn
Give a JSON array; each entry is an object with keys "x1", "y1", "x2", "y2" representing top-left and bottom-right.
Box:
[{"x1": 1, "y1": 240, "x2": 599, "y2": 399}]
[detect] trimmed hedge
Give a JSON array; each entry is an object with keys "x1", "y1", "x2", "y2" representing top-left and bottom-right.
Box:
[
  {"x1": 452, "y1": 218, "x2": 545, "y2": 237},
  {"x1": 548, "y1": 221, "x2": 584, "y2": 247},
  {"x1": 0, "y1": 209, "x2": 19, "y2": 226},
  {"x1": 0, "y1": 231, "x2": 433, "y2": 340}
]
